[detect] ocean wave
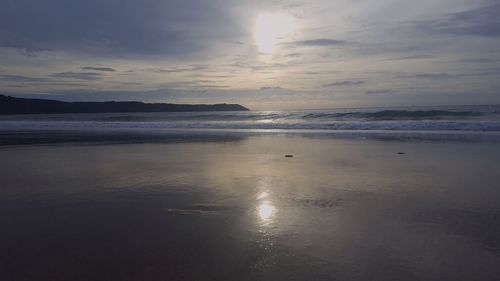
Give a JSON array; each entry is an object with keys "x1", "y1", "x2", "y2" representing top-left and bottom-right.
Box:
[
  {"x1": 97, "y1": 110, "x2": 483, "y2": 122},
  {"x1": 302, "y1": 110, "x2": 482, "y2": 120},
  {"x1": 93, "y1": 113, "x2": 289, "y2": 122},
  {"x1": 1, "y1": 120, "x2": 500, "y2": 132},
  {"x1": 1, "y1": 105, "x2": 499, "y2": 133},
  {"x1": 2, "y1": 106, "x2": 497, "y2": 123},
  {"x1": 93, "y1": 109, "x2": 486, "y2": 123}
]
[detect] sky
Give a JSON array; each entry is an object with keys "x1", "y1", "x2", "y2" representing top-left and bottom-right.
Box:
[{"x1": 1, "y1": 0, "x2": 499, "y2": 110}]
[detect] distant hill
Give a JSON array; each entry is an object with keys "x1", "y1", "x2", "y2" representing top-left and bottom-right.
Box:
[{"x1": 0, "y1": 94, "x2": 249, "y2": 114}]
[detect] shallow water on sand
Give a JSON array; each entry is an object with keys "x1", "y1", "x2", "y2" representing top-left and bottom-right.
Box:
[{"x1": 1, "y1": 135, "x2": 500, "y2": 280}]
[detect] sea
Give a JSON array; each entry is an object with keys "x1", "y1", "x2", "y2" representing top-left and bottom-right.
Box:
[{"x1": 1, "y1": 104, "x2": 500, "y2": 140}]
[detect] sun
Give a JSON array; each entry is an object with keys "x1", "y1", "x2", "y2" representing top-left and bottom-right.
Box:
[{"x1": 254, "y1": 13, "x2": 295, "y2": 54}]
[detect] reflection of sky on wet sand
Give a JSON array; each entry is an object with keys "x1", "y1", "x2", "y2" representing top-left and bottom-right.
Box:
[{"x1": 2, "y1": 135, "x2": 500, "y2": 280}]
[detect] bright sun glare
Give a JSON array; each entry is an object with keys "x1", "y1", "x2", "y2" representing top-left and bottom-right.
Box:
[
  {"x1": 258, "y1": 202, "x2": 275, "y2": 222},
  {"x1": 254, "y1": 13, "x2": 295, "y2": 54}
]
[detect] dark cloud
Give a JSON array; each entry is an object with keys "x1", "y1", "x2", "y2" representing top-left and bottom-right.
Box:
[
  {"x1": 191, "y1": 85, "x2": 230, "y2": 88},
  {"x1": 120, "y1": 82, "x2": 144, "y2": 86},
  {"x1": 472, "y1": 67, "x2": 500, "y2": 76},
  {"x1": 285, "y1": 53, "x2": 302, "y2": 58},
  {"x1": 417, "y1": 3, "x2": 500, "y2": 37},
  {"x1": 260, "y1": 86, "x2": 283, "y2": 90},
  {"x1": 322, "y1": 80, "x2": 365, "y2": 87},
  {"x1": 365, "y1": 89, "x2": 392, "y2": 95},
  {"x1": 385, "y1": 55, "x2": 434, "y2": 61},
  {"x1": 397, "y1": 68, "x2": 500, "y2": 80},
  {"x1": 186, "y1": 74, "x2": 236, "y2": 79},
  {"x1": 147, "y1": 65, "x2": 210, "y2": 73},
  {"x1": 454, "y1": 58, "x2": 497, "y2": 63},
  {"x1": 157, "y1": 80, "x2": 229, "y2": 90},
  {"x1": 81, "y1": 66, "x2": 116, "y2": 72},
  {"x1": 13, "y1": 89, "x2": 173, "y2": 102},
  {"x1": 229, "y1": 61, "x2": 287, "y2": 72},
  {"x1": 26, "y1": 82, "x2": 89, "y2": 87},
  {"x1": 0, "y1": 0, "x2": 244, "y2": 57},
  {"x1": 16, "y1": 47, "x2": 50, "y2": 57},
  {"x1": 48, "y1": 72, "x2": 104, "y2": 80},
  {"x1": 288, "y1": 38, "x2": 347, "y2": 47},
  {"x1": 396, "y1": 73, "x2": 457, "y2": 80},
  {"x1": 0, "y1": 74, "x2": 49, "y2": 82}
]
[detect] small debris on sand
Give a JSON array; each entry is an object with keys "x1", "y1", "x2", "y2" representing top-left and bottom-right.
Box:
[
  {"x1": 397, "y1": 152, "x2": 406, "y2": 155},
  {"x1": 285, "y1": 154, "x2": 294, "y2": 158}
]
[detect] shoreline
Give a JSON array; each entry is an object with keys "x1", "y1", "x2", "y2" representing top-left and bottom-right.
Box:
[{"x1": 2, "y1": 128, "x2": 500, "y2": 146}]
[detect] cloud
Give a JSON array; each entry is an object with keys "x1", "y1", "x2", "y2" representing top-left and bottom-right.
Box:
[
  {"x1": 186, "y1": 74, "x2": 236, "y2": 79},
  {"x1": 471, "y1": 67, "x2": 500, "y2": 76},
  {"x1": 396, "y1": 73, "x2": 456, "y2": 80},
  {"x1": 287, "y1": 38, "x2": 347, "y2": 47},
  {"x1": 416, "y1": 3, "x2": 500, "y2": 37},
  {"x1": 322, "y1": 80, "x2": 365, "y2": 87},
  {"x1": 81, "y1": 66, "x2": 116, "y2": 72},
  {"x1": 260, "y1": 86, "x2": 283, "y2": 90},
  {"x1": 396, "y1": 68, "x2": 500, "y2": 80},
  {"x1": 147, "y1": 65, "x2": 210, "y2": 73},
  {"x1": 15, "y1": 89, "x2": 173, "y2": 102},
  {"x1": 156, "y1": 79, "x2": 230, "y2": 90},
  {"x1": 0, "y1": 0, "x2": 245, "y2": 57},
  {"x1": 385, "y1": 55, "x2": 434, "y2": 61},
  {"x1": 365, "y1": 89, "x2": 392, "y2": 95},
  {"x1": 454, "y1": 58, "x2": 497, "y2": 63},
  {"x1": 48, "y1": 72, "x2": 104, "y2": 80},
  {"x1": 0, "y1": 74, "x2": 49, "y2": 82},
  {"x1": 16, "y1": 47, "x2": 50, "y2": 57}
]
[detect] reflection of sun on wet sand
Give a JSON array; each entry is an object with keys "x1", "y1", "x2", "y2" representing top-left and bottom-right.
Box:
[
  {"x1": 255, "y1": 182, "x2": 275, "y2": 224},
  {"x1": 257, "y1": 202, "x2": 275, "y2": 223},
  {"x1": 1, "y1": 133, "x2": 500, "y2": 280}
]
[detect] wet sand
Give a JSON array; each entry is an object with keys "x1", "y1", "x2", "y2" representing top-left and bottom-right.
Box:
[{"x1": 1, "y1": 132, "x2": 500, "y2": 280}]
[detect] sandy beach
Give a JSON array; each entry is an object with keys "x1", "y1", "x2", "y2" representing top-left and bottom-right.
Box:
[
  {"x1": 1, "y1": 131, "x2": 500, "y2": 280},
  {"x1": 2, "y1": 0, "x2": 500, "y2": 279}
]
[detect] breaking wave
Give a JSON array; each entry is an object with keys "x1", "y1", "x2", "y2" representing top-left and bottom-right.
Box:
[
  {"x1": 1, "y1": 104, "x2": 499, "y2": 132},
  {"x1": 302, "y1": 110, "x2": 482, "y2": 120}
]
